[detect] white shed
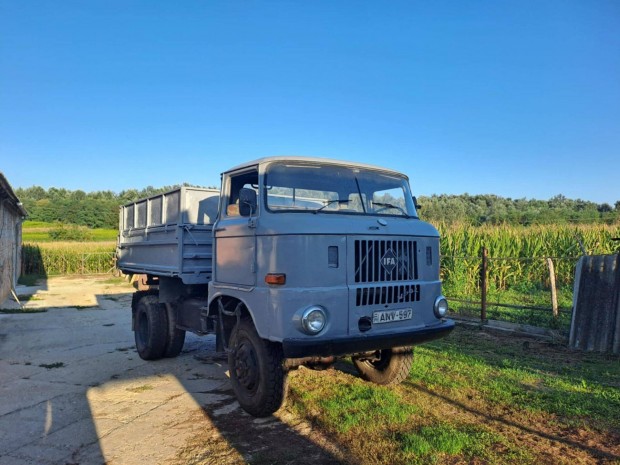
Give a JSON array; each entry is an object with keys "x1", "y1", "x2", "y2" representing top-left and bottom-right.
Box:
[{"x1": 0, "y1": 173, "x2": 27, "y2": 305}]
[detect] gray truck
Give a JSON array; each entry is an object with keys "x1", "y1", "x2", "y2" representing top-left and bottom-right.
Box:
[{"x1": 116, "y1": 156, "x2": 454, "y2": 416}]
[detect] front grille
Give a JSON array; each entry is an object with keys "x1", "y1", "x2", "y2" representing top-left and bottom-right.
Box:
[
  {"x1": 356, "y1": 284, "x2": 420, "y2": 307},
  {"x1": 354, "y1": 239, "x2": 418, "y2": 283}
]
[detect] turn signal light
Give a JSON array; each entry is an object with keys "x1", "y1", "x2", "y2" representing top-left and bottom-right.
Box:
[{"x1": 265, "y1": 273, "x2": 286, "y2": 285}]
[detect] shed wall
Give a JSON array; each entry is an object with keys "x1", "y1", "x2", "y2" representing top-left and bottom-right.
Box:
[
  {"x1": 0, "y1": 201, "x2": 22, "y2": 304},
  {"x1": 569, "y1": 254, "x2": 620, "y2": 354}
]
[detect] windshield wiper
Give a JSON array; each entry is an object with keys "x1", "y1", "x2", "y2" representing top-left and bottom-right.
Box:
[
  {"x1": 313, "y1": 199, "x2": 351, "y2": 213},
  {"x1": 372, "y1": 202, "x2": 409, "y2": 217}
]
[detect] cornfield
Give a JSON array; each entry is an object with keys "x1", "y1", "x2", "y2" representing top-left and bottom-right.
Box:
[
  {"x1": 439, "y1": 223, "x2": 620, "y2": 295},
  {"x1": 22, "y1": 242, "x2": 116, "y2": 276},
  {"x1": 22, "y1": 224, "x2": 620, "y2": 280}
]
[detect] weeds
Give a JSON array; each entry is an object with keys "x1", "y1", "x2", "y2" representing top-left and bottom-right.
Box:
[
  {"x1": 126, "y1": 384, "x2": 154, "y2": 393},
  {"x1": 39, "y1": 362, "x2": 64, "y2": 369},
  {"x1": 0, "y1": 308, "x2": 47, "y2": 314}
]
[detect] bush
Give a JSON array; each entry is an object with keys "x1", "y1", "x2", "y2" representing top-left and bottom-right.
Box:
[{"x1": 48, "y1": 223, "x2": 94, "y2": 241}]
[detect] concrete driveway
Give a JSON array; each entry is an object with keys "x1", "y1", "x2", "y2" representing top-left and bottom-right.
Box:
[{"x1": 0, "y1": 277, "x2": 345, "y2": 465}]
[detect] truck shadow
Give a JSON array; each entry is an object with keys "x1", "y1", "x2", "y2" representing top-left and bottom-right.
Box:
[
  {"x1": 178, "y1": 354, "x2": 350, "y2": 464},
  {"x1": 86, "y1": 292, "x2": 350, "y2": 465}
]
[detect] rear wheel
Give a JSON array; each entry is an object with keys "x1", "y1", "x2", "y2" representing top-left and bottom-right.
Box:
[
  {"x1": 163, "y1": 303, "x2": 185, "y2": 358},
  {"x1": 228, "y1": 319, "x2": 288, "y2": 417},
  {"x1": 352, "y1": 347, "x2": 414, "y2": 385},
  {"x1": 134, "y1": 295, "x2": 167, "y2": 360}
]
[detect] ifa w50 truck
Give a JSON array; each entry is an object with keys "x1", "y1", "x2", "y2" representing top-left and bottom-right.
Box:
[{"x1": 116, "y1": 157, "x2": 454, "y2": 417}]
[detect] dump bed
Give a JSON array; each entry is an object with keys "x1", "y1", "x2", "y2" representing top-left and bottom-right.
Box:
[{"x1": 116, "y1": 187, "x2": 219, "y2": 284}]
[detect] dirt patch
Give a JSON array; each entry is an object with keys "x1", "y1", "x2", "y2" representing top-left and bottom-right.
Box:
[
  {"x1": 6, "y1": 274, "x2": 133, "y2": 310},
  {"x1": 175, "y1": 385, "x2": 349, "y2": 465}
]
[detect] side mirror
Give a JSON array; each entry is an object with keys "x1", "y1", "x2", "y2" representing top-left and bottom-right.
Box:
[
  {"x1": 239, "y1": 188, "x2": 257, "y2": 217},
  {"x1": 412, "y1": 196, "x2": 422, "y2": 210}
]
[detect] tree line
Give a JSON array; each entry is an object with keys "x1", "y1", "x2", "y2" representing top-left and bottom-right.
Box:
[
  {"x1": 418, "y1": 193, "x2": 619, "y2": 226},
  {"x1": 15, "y1": 184, "x2": 211, "y2": 229},
  {"x1": 15, "y1": 185, "x2": 620, "y2": 229}
]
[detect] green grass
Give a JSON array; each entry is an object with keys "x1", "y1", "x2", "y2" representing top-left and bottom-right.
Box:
[
  {"x1": 444, "y1": 275, "x2": 576, "y2": 331},
  {"x1": 400, "y1": 423, "x2": 503, "y2": 461},
  {"x1": 446, "y1": 284, "x2": 574, "y2": 330},
  {"x1": 410, "y1": 328, "x2": 620, "y2": 427},
  {"x1": 298, "y1": 382, "x2": 419, "y2": 433},
  {"x1": 22, "y1": 221, "x2": 117, "y2": 242},
  {"x1": 21, "y1": 231, "x2": 52, "y2": 241},
  {"x1": 22, "y1": 221, "x2": 56, "y2": 228},
  {"x1": 288, "y1": 326, "x2": 620, "y2": 465}
]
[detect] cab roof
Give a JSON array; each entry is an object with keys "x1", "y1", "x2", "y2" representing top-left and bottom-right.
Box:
[{"x1": 223, "y1": 156, "x2": 408, "y2": 180}]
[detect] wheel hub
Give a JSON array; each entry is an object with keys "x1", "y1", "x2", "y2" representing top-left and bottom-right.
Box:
[{"x1": 234, "y1": 341, "x2": 258, "y2": 391}]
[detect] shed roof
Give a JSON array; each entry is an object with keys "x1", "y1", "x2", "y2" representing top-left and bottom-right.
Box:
[{"x1": 0, "y1": 172, "x2": 27, "y2": 217}]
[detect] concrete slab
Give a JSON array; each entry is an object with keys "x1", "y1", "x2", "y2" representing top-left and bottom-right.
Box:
[{"x1": 0, "y1": 276, "x2": 222, "y2": 464}]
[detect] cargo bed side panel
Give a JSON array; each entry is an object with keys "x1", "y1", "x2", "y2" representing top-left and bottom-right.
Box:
[{"x1": 116, "y1": 187, "x2": 218, "y2": 285}]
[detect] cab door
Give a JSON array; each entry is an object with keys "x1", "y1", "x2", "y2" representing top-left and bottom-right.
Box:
[{"x1": 213, "y1": 167, "x2": 259, "y2": 287}]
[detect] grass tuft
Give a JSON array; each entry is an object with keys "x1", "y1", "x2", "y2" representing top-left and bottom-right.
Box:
[
  {"x1": 126, "y1": 384, "x2": 154, "y2": 393},
  {"x1": 39, "y1": 362, "x2": 64, "y2": 369},
  {"x1": 0, "y1": 308, "x2": 47, "y2": 314}
]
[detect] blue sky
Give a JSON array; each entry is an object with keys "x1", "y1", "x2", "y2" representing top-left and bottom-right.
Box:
[{"x1": 1, "y1": 1, "x2": 618, "y2": 204}]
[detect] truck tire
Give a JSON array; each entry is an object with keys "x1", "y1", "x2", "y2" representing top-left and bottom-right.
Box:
[
  {"x1": 163, "y1": 303, "x2": 185, "y2": 358},
  {"x1": 228, "y1": 318, "x2": 288, "y2": 417},
  {"x1": 135, "y1": 295, "x2": 167, "y2": 360},
  {"x1": 352, "y1": 347, "x2": 414, "y2": 385}
]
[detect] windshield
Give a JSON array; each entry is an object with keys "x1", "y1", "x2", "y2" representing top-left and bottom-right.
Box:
[{"x1": 264, "y1": 163, "x2": 417, "y2": 218}]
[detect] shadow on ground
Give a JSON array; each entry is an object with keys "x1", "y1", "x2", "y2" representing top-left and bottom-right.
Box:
[{"x1": 0, "y1": 276, "x2": 350, "y2": 465}]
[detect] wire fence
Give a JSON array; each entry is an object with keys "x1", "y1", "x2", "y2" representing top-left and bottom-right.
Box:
[{"x1": 442, "y1": 251, "x2": 581, "y2": 331}]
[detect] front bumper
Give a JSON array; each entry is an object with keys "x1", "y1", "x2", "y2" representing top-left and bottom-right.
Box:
[{"x1": 282, "y1": 319, "x2": 455, "y2": 358}]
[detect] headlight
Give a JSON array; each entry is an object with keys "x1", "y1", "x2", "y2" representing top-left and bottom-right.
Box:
[
  {"x1": 434, "y1": 296, "x2": 448, "y2": 318},
  {"x1": 301, "y1": 306, "x2": 327, "y2": 335}
]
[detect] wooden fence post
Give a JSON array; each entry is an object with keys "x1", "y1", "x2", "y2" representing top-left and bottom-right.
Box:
[
  {"x1": 546, "y1": 257, "x2": 559, "y2": 318},
  {"x1": 481, "y1": 247, "x2": 488, "y2": 323}
]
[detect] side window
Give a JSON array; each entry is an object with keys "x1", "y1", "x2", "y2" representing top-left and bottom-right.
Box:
[{"x1": 227, "y1": 170, "x2": 259, "y2": 217}]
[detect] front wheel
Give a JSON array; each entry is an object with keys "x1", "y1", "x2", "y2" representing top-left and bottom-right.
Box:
[
  {"x1": 352, "y1": 347, "x2": 414, "y2": 385},
  {"x1": 228, "y1": 319, "x2": 288, "y2": 417}
]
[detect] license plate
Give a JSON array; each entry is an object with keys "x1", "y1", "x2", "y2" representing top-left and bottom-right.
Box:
[{"x1": 372, "y1": 308, "x2": 413, "y2": 324}]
